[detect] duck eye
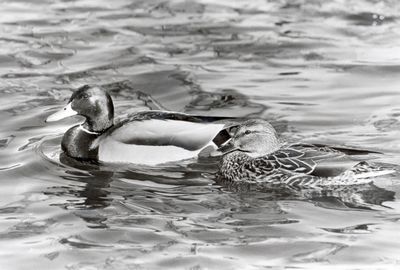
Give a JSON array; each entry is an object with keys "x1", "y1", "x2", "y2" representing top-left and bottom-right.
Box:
[{"x1": 244, "y1": 130, "x2": 251, "y2": 135}]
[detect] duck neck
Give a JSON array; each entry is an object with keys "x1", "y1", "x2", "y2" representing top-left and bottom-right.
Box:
[{"x1": 84, "y1": 114, "x2": 114, "y2": 133}]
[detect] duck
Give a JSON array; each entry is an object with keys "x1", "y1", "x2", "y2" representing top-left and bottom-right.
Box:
[
  {"x1": 45, "y1": 85, "x2": 235, "y2": 165},
  {"x1": 217, "y1": 119, "x2": 395, "y2": 187}
]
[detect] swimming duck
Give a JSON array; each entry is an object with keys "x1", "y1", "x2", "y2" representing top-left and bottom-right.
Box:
[
  {"x1": 218, "y1": 119, "x2": 395, "y2": 187},
  {"x1": 46, "y1": 85, "x2": 234, "y2": 165}
]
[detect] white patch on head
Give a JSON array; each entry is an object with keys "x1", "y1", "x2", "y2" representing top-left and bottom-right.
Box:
[{"x1": 89, "y1": 96, "x2": 97, "y2": 104}]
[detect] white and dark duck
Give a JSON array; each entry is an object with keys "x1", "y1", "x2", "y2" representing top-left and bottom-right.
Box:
[
  {"x1": 46, "y1": 85, "x2": 235, "y2": 165},
  {"x1": 217, "y1": 119, "x2": 396, "y2": 187}
]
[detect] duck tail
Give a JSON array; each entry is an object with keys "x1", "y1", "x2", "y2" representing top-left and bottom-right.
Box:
[
  {"x1": 285, "y1": 161, "x2": 396, "y2": 188},
  {"x1": 350, "y1": 161, "x2": 396, "y2": 179},
  {"x1": 319, "y1": 161, "x2": 395, "y2": 186}
]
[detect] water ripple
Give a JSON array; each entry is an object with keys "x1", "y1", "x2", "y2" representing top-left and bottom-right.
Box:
[{"x1": 1, "y1": 0, "x2": 400, "y2": 269}]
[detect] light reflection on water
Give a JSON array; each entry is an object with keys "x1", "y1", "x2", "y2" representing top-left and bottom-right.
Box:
[{"x1": 1, "y1": 0, "x2": 400, "y2": 269}]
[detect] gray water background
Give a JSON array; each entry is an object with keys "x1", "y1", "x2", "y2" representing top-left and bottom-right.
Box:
[{"x1": 1, "y1": 0, "x2": 400, "y2": 269}]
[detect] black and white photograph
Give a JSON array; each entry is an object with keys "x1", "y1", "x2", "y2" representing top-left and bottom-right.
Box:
[{"x1": 0, "y1": 0, "x2": 399, "y2": 269}]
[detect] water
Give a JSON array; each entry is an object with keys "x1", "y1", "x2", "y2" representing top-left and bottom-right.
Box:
[{"x1": 1, "y1": 0, "x2": 400, "y2": 269}]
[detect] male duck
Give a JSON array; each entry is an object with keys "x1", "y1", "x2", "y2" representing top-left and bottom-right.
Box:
[
  {"x1": 46, "y1": 85, "x2": 233, "y2": 165},
  {"x1": 218, "y1": 119, "x2": 395, "y2": 187}
]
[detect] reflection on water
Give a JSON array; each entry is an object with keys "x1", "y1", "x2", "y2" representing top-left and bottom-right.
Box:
[
  {"x1": 1, "y1": 0, "x2": 400, "y2": 269},
  {"x1": 218, "y1": 177, "x2": 396, "y2": 209}
]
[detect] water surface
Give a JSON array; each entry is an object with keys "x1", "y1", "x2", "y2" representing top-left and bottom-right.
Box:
[{"x1": 1, "y1": 0, "x2": 400, "y2": 269}]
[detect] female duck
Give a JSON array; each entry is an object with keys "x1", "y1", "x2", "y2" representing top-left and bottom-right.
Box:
[
  {"x1": 46, "y1": 85, "x2": 232, "y2": 165},
  {"x1": 218, "y1": 119, "x2": 395, "y2": 187}
]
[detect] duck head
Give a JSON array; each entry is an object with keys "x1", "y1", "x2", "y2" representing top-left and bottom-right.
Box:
[
  {"x1": 219, "y1": 119, "x2": 280, "y2": 157},
  {"x1": 46, "y1": 85, "x2": 114, "y2": 132}
]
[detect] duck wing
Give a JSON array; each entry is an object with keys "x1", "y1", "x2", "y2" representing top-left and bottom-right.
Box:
[
  {"x1": 254, "y1": 146, "x2": 318, "y2": 174},
  {"x1": 253, "y1": 144, "x2": 350, "y2": 176},
  {"x1": 276, "y1": 143, "x2": 386, "y2": 178},
  {"x1": 289, "y1": 143, "x2": 385, "y2": 177},
  {"x1": 297, "y1": 143, "x2": 382, "y2": 155},
  {"x1": 231, "y1": 145, "x2": 388, "y2": 187},
  {"x1": 107, "y1": 111, "x2": 232, "y2": 151},
  {"x1": 124, "y1": 110, "x2": 236, "y2": 123}
]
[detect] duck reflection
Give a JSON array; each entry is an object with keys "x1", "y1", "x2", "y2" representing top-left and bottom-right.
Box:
[
  {"x1": 56, "y1": 153, "x2": 221, "y2": 210},
  {"x1": 58, "y1": 149, "x2": 396, "y2": 212},
  {"x1": 217, "y1": 177, "x2": 395, "y2": 210},
  {"x1": 58, "y1": 153, "x2": 114, "y2": 210}
]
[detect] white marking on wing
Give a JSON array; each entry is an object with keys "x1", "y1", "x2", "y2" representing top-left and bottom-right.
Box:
[
  {"x1": 98, "y1": 137, "x2": 214, "y2": 165},
  {"x1": 110, "y1": 119, "x2": 225, "y2": 150}
]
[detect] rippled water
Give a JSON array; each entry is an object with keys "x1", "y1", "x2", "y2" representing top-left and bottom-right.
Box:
[{"x1": 1, "y1": 0, "x2": 400, "y2": 269}]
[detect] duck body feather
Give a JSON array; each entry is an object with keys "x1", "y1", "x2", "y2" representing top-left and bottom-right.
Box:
[
  {"x1": 105, "y1": 111, "x2": 228, "y2": 150},
  {"x1": 220, "y1": 143, "x2": 391, "y2": 187},
  {"x1": 218, "y1": 119, "x2": 395, "y2": 187},
  {"x1": 95, "y1": 111, "x2": 227, "y2": 165},
  {"x1": 46, "y1": 85, "x2": 233, "y2": 165}
]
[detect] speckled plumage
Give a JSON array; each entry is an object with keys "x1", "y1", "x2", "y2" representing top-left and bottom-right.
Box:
[{"x1": 218, "y1": 119, "x2": 395, "y2": 187}]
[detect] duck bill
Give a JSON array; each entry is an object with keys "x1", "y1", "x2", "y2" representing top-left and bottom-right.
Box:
[
  {"x1": 216, "y1": 140, "x2": 239, "y2": 155},
  {"x1": 46, "y1": 103, "x2": 77, "y2": 122}
]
